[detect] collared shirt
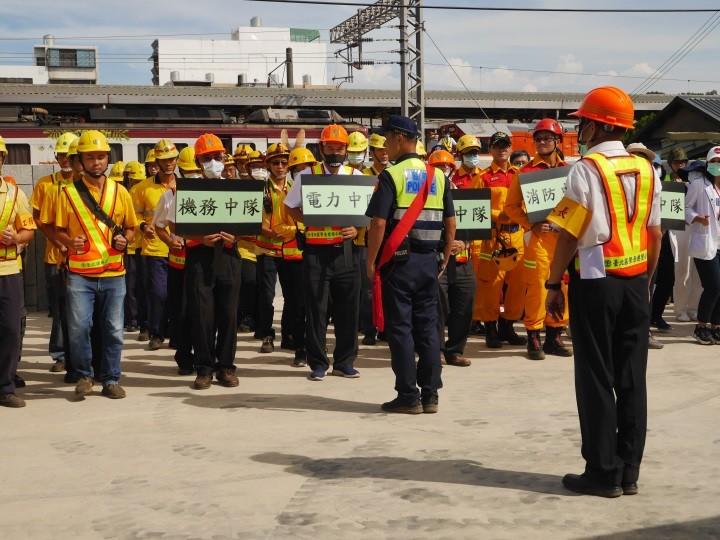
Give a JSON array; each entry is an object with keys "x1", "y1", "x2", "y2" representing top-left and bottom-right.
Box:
[
  {"x1": 55, "y1": 177, "x2": 138, "y2": 278},
  {"x1": 452, "y1": 164, "x2": 483, "y2": 190},
  {"x1": 0, "y1": 178, "x2": 36, "y2": 276},
  {"x1": 476, "y1": 161, "x2": 518, "y2": 224},
  {"x1": 284, "y1": 162, "x2": 364, "y2": 209},
  {"x1": 132, "y1": 175, "x2": 173, "y2": 257},
  {"x1": 31, "y1": 171, "x2": 73, "y2": 265}
]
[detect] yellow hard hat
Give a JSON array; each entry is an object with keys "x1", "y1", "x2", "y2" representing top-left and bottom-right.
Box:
[
  {"x1": 108, "y1": 161, "x2": 126, "y2": 181},
  {"x1": 76, "y1": 130, "x2": 111, "y2": 153},
  {"x1": 368, "y1": 133, "x2": 386, "y2": 149},
  {"x1": 144, "y1": 149, "x2": 156, "y2": 163},
  {"x1": 153, "y1": 138, "x2": 179, "y2": 160},
  {"x1": 265, "y1": 142, "x2": 290, "y2": 163},
  {"x1": 225, "y1": 153, "x2": 235, "y2": 165},
  {"x1": 66, "y1": 137, "x2": 80, "y2": 157},
  {"x1": 55, "y1": 132, "x2": 78, "y2": 154},
  {"x1": 233, "y1": 144, "x2": 254, "y2": 159},
  {"x1": 456, "y1": 134, "x2": 481, "y2": 154},
  {"x1": 348, "y1": 132, "x2": 368, "y2": 152},
  {"x1": 288, "y1": 147, "x2": 316, "y2": 169},
  {"x1": 123, "y1": 161, "x2": 145, "y2": 181},
  {"x1": 416, "y1": 140, "x2": 427, "y2": 157},
  {"x1": 177, "y1": 147, "x2": 199, "y2": 172},
  {"x1": 244, "y1": 150, "x2": 265, "y2": 171},
  {"x1": 0, "y1": 135, "x2": 6, "y2": 155}
]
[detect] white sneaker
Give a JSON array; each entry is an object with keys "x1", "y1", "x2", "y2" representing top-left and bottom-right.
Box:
[
  {"x1": 688, "y1": 311, "x2": 698, "y2": 321},
  {"x1": 676, "y1": 313, "x2": 691, "y2": 322}
]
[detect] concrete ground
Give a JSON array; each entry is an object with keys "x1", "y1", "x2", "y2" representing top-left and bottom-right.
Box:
[{"x1": 3, "y1": 308, "x2": 719, "y2": 539}]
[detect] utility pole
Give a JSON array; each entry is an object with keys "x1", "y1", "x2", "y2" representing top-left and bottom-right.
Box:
[{"x1": 330, "y1": 0, "x2": 425, "y2": 135}]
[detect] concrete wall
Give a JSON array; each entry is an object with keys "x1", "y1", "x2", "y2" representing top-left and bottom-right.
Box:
[{"x1": 4, "y1": 164, "x2": 56, "y2": 312}]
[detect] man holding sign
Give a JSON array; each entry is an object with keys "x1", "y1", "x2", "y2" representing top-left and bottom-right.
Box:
[
  {"x1": 366, "y1": 115, "x2": 456, "y2": 414},
  {"x1": 284, "y1": 124, "x2": 365, "y2": 381}
]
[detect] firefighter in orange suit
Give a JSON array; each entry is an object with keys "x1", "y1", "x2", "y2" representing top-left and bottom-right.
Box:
[
  {"x1": 472, "y1": 132, "x2": 527, "y2": 348},
  {"x1": 284, "y1": 124, "x2": 365, "y2": 381},
  {"x1": 545, "y1": 86, "x2": 662, "y2": 498},
  {"x1": 504, "y1": 119, "x2": 571, "y2": 360},
  {"x1": 55, "y1": 130, "x2": 137, "y2": 399}
]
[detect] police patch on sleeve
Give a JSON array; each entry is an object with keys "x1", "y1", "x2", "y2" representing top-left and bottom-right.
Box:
[{"x1": 404, "y1": 169, "x2": 437, "y2": 195}]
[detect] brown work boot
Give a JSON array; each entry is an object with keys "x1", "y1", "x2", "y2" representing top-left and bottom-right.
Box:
[
  {"x1": 543, "y1": 326, "x2": 573, "y2": 357},
  {"x1": 527, "y1": 330, "x2": 545, "y2": 360},
  {"x1": 446, "y1": 354, "x2": 471, "y2": 367},
  {"x1": 0, "y1": 393, "x2": 26, "y2": 408},
  {"x1": 101, "y1": 384, "x2": 126, "y2": 399},
  {"x1": 74, "y1": 376, "x2": 94, "y2": 396},
  {"x1": 193, "y1": 374, "x2": 213, "y2": 390},
  {"x1": 260, "y1": 336, "x2": 274, "y2": 354},
  {"x1": 50, "y1": 360, "x2": 65, "y2": 373},
  {"x1": 216, "y1": 368, "x2": 239, "y2": 387}
]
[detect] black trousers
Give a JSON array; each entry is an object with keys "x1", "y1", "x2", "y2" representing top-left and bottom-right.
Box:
[
  {"x1": 168, "y1": 265, "x2": 193, "y2": 370},
  {"x1": 0, "y1": 273, "x2": 22, "y2": 395},
  {"x1": 256, "y1": 254, "x2": 295, "y2": 340},
  {"x1": 650, "y1": 232, "x2": 675, "y2": 320},
  {"x1": 302, "y1": 243, "x2": 360, "y2": 371},
  {"x1": 438, "y1": 257, "x2": 476, "y2": 360},
  {"x1": 238, "y1": 258, "x2": 257, "y2": 325},
  {"x1": 382, "y1": 252, "x2": 443, "y2": 403},
  {"x1": 284, "y1": 259, "x2": 305, "y2": 350},
  {"x1": 184, "y1": 245, "x2": 241, "y2": 375},
  {"x1": 568, "y1": 272, "x2": 648, "y2": 486}
]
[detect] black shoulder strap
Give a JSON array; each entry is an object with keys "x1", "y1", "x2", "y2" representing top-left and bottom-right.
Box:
[{"x1": 74, "y1": 179, "x2": 117, "y2": 230}]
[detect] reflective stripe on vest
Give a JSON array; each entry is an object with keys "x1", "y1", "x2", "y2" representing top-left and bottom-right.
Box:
[
  {"x1": 63, "y1": 180, "x2": 124, "y2": 274},
  {"x1": 586, "y1": 153, "x2": 654, "y2": 277},
  {"x1": 304, "y1": 163, "x2": 353, "y2": 245},
  {"x1": 282, "y1": 237, "x2": 303, "y2": 260},
  {"x1": 256, "y1": 177, "x2": 290, "y2": 252},
  {"x1": 168, "y1": 247, "x2": 186, "y2": 269},
  {"x1": 0, "y1": 182, "x2": 18, "y2": 261},
  {"x1": 455, "y1": 247, "x2": 469, "y2": 264},
  {"x1": 388, "y1": 158, "x2": 446, "y2": 251}
]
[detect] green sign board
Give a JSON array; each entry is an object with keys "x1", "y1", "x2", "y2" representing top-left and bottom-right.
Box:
[
  {"x1": 660, "y1": 181, "x2": 686, "y2": 231},
  {"x1": 451, "y1": 188, "x2": 492, "y2": 240},
  {"x1": 519, "y1": 168, "x2": 568, "y2": 224},
  {"x1": 301, "y1": 175, "x2": 377, "y2": 227},
  {"x1": 174, "y1": 179, "x2": 264, "y2": 236}
]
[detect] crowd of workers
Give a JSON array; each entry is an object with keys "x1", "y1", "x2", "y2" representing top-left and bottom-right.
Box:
[{"x1": 4, "y1": 83, "x2": 719, "y2": 499}]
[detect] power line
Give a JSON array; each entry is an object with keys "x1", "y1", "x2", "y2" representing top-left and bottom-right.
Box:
[{"x1": 243, "y1": 0, "x2": 719, "y2": 13}]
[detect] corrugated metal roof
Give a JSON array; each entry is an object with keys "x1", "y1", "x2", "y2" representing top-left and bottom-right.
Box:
[{"x1": 682, "y1": 96, "x2": 720, "y2": 121}]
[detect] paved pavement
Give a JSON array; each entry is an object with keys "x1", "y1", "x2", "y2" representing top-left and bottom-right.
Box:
[{"x1": 3, "y1": 309, "x2": 719, "y2": 539}]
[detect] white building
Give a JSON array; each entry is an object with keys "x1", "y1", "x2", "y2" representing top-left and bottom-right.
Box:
[
  {"x1": 151, "y1": 18, "x2": 327, "y2": 87},
  {"x1": 0, "y1": 35, "x2": 98, "y2": 84}
]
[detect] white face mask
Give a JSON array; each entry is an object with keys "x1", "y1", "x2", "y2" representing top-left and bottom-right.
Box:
[
  {"x1": 202, "y1": 159, "x2": 225, "y2": 179},
  {"x1": 251, "y1": 168, "x2": 269, "y2": 181},
  {"x1": 463, "y1": 155, "x2": 480, "y2": 168},
  {"x1": 347, "y1": 152, "x2": 365, "y2": 165},
  {"x1": 61, "y1": 166, "x2": 73, "y2": 173},
  {"x1": 183, "y1": 172, "x2": 203, "y2": 179}
]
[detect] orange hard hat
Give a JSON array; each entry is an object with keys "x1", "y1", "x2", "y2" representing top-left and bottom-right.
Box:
[
  {"x1": 194, "y1": 133, "x2": 226, "y2": 157},
  {"x1": 320, "y1": 124, "x2": 349, "y2": 145},
  {"x1": 569, "y1": 86, "x2": 635, "y2": 129},
  {"x1": 428, "y1": 149, "x2": 457, "y2": 171}
]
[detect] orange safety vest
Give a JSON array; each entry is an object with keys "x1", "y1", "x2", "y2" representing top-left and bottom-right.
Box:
[
  {"x1": 63, "y1": 180, "x2": 124, "y2": 275},
  {"x1": 304, "y1": 163, "x2": 350, "y2": 245},
  {"x1": 586, "y1": 153, "x2": 654, "y2": 277},
  {"x1": 0, "y1": 182, "x2": 18, "y2": 261},
  {"x1": 282, "y1": 236, "x2": 303, "y2": 260}
]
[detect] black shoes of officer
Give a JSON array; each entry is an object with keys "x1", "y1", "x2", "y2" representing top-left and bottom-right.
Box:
[
  {"x1": 280, "y1": 335, "x2": 296, "y2": 351},
  {"x1": 361, "y1": 331, "x2": 377, "y2": 346},
  {"x1": 543, "y1": 326, "x2": 573, "y2": 357},
  {"x1": 498, "y1": 317, "x2": 528, "y2": 345},
  {"x1": 14, "y1": 374, "x2": 26, "y2": 388},
  {"x1": 381, "y1": 397, "x2": 423, "y2": 414},
  {"x1": 527, "y1": 330, "x2": 545, "y2": 360},
  {"x1": 421, "y1": 395, "x2": 439, "y2": 414},
  {"x1": 293, "y1": 349, "x2": 307, "y2": 367},
  {"x1": 484, "y1": 321, "x2": 502, "y2": 348},
  {"x1": 562, "y1": 473, "x2": 623, "y2": 498}
]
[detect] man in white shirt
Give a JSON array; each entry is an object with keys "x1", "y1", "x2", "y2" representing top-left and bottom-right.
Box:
[{"x1": 545, "y1": 87, "x2": 662, "y2": 498}]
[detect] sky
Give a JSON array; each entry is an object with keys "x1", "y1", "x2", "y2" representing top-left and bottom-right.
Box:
[{"x1": 0, "y1": 0, "x2": 718, "y2": 95}]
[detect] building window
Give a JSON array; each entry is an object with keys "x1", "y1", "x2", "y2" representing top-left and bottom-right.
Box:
[
  {"x1": 109, "y1": 144, "x2": 123, "y2": 164},
  {"x1": 5, "y1": 144, "x2": 31, "y2": 165},
  {"x1": 47, "y1": 48, "x2": 96, "y2": 68}
]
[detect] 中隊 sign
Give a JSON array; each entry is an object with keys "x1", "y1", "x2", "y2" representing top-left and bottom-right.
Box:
[
  {"x1": 451, "y1": 188, "x2": 492, "y2": 240},
  {"x1": 660, "y1": 181, "x2": 686, "y2": 231},
  {"x1": 519, "y1": 168, "x2": 568, "y2": 224},
  {"x1": 174, "y1": 179, "x2": 264, "y2": 236},
  {"x1": 301, "y1": 175, "x2": 377, "y2": 227}
]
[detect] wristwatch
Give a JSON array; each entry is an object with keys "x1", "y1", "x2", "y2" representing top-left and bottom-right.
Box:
[{"x1": 544, "y1": 280, "x2": 561, "y2": 290}]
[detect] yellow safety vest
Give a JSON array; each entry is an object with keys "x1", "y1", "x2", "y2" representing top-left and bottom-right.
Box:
[{"x1": 0, "y1": 182, "x2": 18, "y2": 261}]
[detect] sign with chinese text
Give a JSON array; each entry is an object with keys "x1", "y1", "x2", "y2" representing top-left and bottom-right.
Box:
[
  {"x1": 660, "y1": 181, "x2": 686, "y2": 231},
  {"x1": 451, "y1": 188, "x2": 492, "y2": 240},
  {"x1": 519, "y1": 168, "x2": 568, "y2": 224},
  {"x1": 174, "y1": 179, "x2": 264, "y2": 236},
  {"x1": 301, "y1": 175, "x2": 377, "y2": 227}
]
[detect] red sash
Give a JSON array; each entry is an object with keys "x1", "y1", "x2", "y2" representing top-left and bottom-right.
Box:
[{"x1": 372, "y1": 164, "x2": 435, "y2": 332}]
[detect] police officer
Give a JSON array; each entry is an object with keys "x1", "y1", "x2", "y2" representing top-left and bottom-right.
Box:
[
  {"x1": 545, "y1": 86, "x2": 662, "y2": 497},
  {"x1": 366, "y1": 115, "x2": 456, "y2": 414}
]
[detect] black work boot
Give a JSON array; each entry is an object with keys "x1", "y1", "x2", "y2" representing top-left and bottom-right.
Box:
[
  {"x1": 527, "y1": 330, "x2": 545, "y2": 360},
  {"x1": 484, "y1": 321, "x2": 502, "y2": 348},
  {"x1": 543, "y1": 326, "x2": 573, "y2": 357},
  {"x1": 498, "y1": 317, "x2": 528, "y2": 345}
]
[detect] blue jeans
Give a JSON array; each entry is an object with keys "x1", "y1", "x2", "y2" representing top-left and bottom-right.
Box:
[
  {"x1": 145, "y1": 256, "x2": 169, "y2": 339},
  {"x1": 45, "y1": 263, "x2": 65, "y2": 361},
  {"x1": 66, "y1": 273, "x2": 126, "y2": 384}
]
